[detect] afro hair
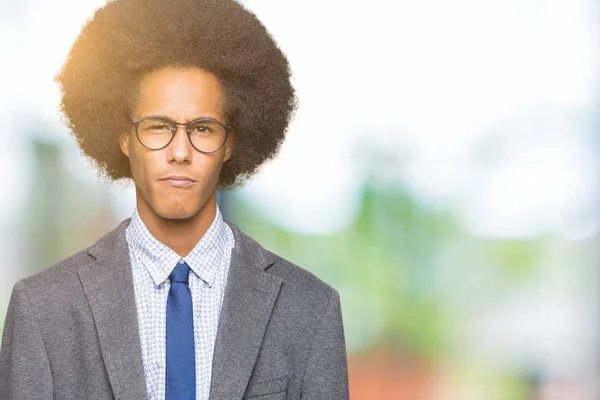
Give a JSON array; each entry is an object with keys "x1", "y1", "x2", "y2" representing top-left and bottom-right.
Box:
[{"x1": 56, "y1": 0, "x2": 297, "y2": 189}]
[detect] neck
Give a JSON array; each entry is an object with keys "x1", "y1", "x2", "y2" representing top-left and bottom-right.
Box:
[{"x1": 136, "y1": 190, "x2": 218, "y2": 258}]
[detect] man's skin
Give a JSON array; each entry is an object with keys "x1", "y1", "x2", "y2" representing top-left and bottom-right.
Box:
[{"x1": 118, "y1": 66, "x2": 234, "y2": 257}]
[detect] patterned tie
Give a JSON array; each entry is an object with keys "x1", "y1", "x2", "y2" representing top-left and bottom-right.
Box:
[{"x1": 166, "y1": 261, "x2": 196, "y2": 399}]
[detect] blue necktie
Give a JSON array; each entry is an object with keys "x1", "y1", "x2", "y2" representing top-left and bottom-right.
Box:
[{"x1": 166, "y1": 261, "x2": 196, "y2": 399}]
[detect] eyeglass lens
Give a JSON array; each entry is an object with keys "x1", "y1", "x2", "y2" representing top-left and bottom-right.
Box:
[{"x1": 136, "y1": 117, "x2": 227, "y2": 152}]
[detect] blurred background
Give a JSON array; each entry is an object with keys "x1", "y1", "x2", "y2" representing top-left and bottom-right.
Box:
[{"x1": 1, "y1": 0, "x2": 599, "y2": 398}]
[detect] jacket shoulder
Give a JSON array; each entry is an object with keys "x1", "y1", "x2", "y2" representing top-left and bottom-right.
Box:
[
  {"x1": 267, "y1": 250, "x2": 335, "y2": 296},
  {"x1": 15, "y1": 218, "x2": 130, "y2": 307},
  {"x1": 19, "y1": 249, "x2": 93, "y2": 297},
  {"x1": 226, "y1": 220, "x2": 338, "y2": 303}
]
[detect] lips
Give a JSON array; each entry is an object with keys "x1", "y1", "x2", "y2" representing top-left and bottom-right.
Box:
[
  {"x1": 159, "y1": 175, "x2": 197, "y2": 187},
  {"x1": 159, "y1": 175, "x2": 197, "y2": 182}
]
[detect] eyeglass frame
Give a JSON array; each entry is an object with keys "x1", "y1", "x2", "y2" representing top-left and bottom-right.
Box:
[{"x1": 130, "y1": 115, "x2": 232, "y2": 153}]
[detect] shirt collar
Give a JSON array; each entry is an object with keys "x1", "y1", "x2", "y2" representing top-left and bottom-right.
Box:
[{"x1": 125, "y1": 204, "x2": 228, "y2": 288}]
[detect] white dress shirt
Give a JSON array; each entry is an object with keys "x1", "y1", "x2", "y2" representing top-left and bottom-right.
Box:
[{"x1": 124, "y1": 204, "x2": 234, "y2": 400}]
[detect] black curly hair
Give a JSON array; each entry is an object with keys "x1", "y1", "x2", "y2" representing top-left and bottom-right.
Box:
[{"x1": 56, "y1": 0, "x2": 297, "y2": 189}]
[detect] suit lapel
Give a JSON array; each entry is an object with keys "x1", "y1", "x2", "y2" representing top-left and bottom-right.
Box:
[
  {"x1": 209, "y1": 221, "x2": 282, "y2": 399},
  {"x1": 75, "y1": 217, "x2": 281, "y2": 400},
  {"x1": 78, "y1": 218, "x2": 148, "y2": 400}
]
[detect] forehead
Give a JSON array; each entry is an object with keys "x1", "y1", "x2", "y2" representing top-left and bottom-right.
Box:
[{"x1": 133, "y1": 66, "x2": 225, "y2": 122}]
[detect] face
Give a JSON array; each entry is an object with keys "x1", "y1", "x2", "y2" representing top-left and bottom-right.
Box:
[{"x1": 119, "y1": 66, "x2": 233, "y2": 220}]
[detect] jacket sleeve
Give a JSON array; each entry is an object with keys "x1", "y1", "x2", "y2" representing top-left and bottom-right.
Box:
[
  {"x1": 300, "y1": 288, "x2": 349, "y2": 399},
  {"x1": 0, "y1": 280, "x2": 54, "y2": 399}
]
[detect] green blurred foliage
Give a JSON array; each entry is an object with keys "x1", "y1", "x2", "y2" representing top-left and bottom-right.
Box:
[{"x1": 228, "y1": 182, "x2": 547, "y2": 362}]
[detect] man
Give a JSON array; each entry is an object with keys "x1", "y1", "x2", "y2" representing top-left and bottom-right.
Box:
[{"x1": 0, "y1": 0, "x2": 349, "y2": 399}]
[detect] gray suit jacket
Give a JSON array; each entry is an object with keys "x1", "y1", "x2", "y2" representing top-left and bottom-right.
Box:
[{"x1": 0, "y1": 218, "x2": 349, "y2": 399}]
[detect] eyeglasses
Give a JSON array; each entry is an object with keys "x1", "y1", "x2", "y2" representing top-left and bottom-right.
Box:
[{"x1": 131, "y1": 115, "x2": 231, "y2": 153}]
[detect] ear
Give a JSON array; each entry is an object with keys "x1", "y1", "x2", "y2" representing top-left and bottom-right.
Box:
[
  {"x1": 223, "y1": 130, "x2": 234, "y2": 162},
  {"x1": 118, "y1": 131, "x2": 130, "y2": 157}
]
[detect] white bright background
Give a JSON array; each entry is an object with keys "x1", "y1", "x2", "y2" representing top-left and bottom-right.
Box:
[{"x1": 1, "y1": 0, "x2": 597, "y2": 237}]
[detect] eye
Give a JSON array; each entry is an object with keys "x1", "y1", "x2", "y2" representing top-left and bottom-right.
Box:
[
  {"x1": 190, "y1": 124, "x2": 213, "y2": 134},
  {"x1": 148, "y1": 124, "x2": 172, "y2": 131}
]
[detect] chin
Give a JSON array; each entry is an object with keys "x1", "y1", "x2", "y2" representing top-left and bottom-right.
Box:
[{"x1": 153, "y1": 201, "x2": 202, "y2": 221}]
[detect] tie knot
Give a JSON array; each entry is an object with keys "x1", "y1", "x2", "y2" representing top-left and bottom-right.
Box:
[{"x1": 169, "y1": 262, "x2": 190, "y2": 284}]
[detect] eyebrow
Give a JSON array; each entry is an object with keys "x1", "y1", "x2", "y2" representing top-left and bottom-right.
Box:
[{"x1": 133, "y1": 115, "x2": 223, "y2": 124}]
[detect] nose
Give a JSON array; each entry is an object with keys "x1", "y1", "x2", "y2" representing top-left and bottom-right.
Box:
[{"x1": 167, "y1": 125, "x2": 193, "y2": 163}]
